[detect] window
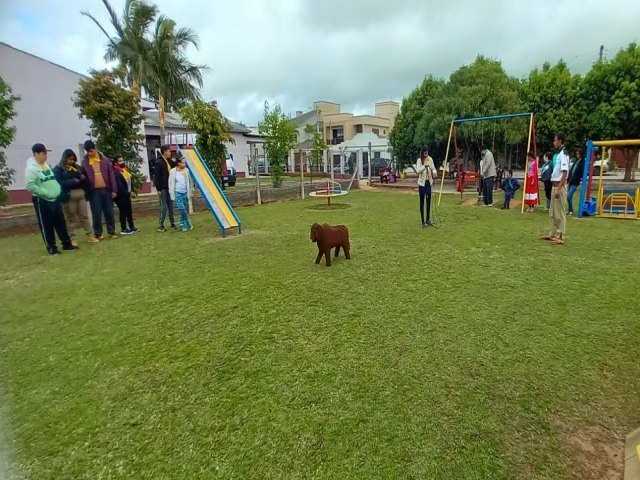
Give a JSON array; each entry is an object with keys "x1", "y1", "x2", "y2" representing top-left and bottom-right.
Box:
[
  {"x1": 332, "y1": 127, "x2": 344, "y2": 143},
  {"x1": 372, "y1": 128, "x2": 379, "y2": 135},
  {"x1": 355, "y1": 124, "x2": 363, "y2": 134}
]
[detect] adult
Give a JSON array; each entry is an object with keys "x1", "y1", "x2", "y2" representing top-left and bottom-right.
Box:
[
  {"x1": 113, "y1": 155, "x2": 138, "y2": 234},
  {"x1": 541, "y1": 132, "x2": 569, "y2": 245},
  {"x1": 540, "y1": 152, "x2": 553, "y2": 212},
  {"x1": 82, "y1": 140, "x2": 118, "y2": 240},
  {"x1": 524, "y1": 151, "x2": 539, "y2": 213},
  {"x1": 25, "y1": 143, "x2": 77, "y2": 255},
  {"x1": 53, "y1": 149, "x2": 97, "y2": 245},
  {"x1": 480, "y1": 144, "x2": 496, "y2": 207},
  {"x1": 154, "y1": 145, "x2": 177, "y2": 232},
  {"x1": 567, "y1": 149, "x2": 585, "y2": 216},
  {"x1": 414, "y1": 146, "x2": 437, "y2": 227}
]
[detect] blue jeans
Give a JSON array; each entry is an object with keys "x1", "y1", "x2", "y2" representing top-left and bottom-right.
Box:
[
  {"x1": 567, "y1": 184, "x2": 578, "y2": 213},
  {"x1": 484, "y1": 177, "x2": 495, "y2": 205},
  {"x1": 89, "y1": 188, "x2": 115, "y2": 236},
  {"x1": 159, "y1": 189, "x2": 175, "y2": 226},
  {"x1": 419, "y1": 182, "x2": 432, "y2": 224},
  {"x1": 503, "y1": 193, "x2": 513, "y2": 209},
  {"x1": 175, "y1": 191, "x2": 190, "y2": 228}
]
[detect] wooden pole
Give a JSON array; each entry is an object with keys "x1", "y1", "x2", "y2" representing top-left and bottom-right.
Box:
[
  {"x1": 299, "y1": 149, "x2": 304, "y2": 199},
  {"x1": 438, "y1": 120, "x2": 455, "y2": 206}
]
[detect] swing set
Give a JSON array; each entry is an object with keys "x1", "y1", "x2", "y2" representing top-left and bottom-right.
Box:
[{"x1": 437, "y1": 112, "x2": 537, "y2": 214}]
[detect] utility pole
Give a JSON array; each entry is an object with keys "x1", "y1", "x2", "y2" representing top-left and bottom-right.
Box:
[{"x1": 599, "y1": 45, "x2": 604, "y2": 62}]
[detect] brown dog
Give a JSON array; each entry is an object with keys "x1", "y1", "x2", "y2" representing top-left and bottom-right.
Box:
[{"x1": 310, "y1": 223, "x2": 350, "y2": 267}]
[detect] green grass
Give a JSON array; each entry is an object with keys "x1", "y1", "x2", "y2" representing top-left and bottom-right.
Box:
[{"x1": 0, "y1": 190, "x2": 639, "y2": 480}]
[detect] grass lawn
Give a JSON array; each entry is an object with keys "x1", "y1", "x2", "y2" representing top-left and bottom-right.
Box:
[{"x1": 0, "y1": 190, "x2": 638, "y2": 479}]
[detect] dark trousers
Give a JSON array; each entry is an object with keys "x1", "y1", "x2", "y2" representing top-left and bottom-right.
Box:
[
  {"x1": 89, "y1": 188, "x2": 115, "y2": 236},
  {"x1": 419, "y1": 182, "x2": 432, "y2": 223},
  {"x1": 114, "y1": 194, "x2": 134, "y2": 230},
  {"x1": 484, "y1": 177, "x2": 495, "y2": 205},
  {"x1": 32, "y1": 196, "x2": 72, "y2": 252},
  {"x1": 159, "y1": 189, "x2": 175, "y2": 226},
  {"x1": 503, "y1": 193, "x2": 513, "y2": 209},
  {"x1": 544, "y1": 180, "x2": 553, "y2": 209}
]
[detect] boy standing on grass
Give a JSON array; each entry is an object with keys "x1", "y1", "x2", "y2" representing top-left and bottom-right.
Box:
[
  {"x1": 500, "y1": 169, "x2": 520, "y2": 209},
  {"x1": 540, "y1": 132, "x2": 569, "y2": 245},
  {"x1": 25, "y1": 143, "x2": 77, "y2": 255}
]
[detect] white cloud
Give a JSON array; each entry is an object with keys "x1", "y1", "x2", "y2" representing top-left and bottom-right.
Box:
[{"x1": 1, "y1": 0, "x2": 639, "y2": 124}]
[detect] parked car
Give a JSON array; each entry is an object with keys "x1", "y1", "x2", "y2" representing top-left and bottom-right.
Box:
[
  {"x1": 222, "y1": 153, "x2": 237, "y2": 187},
  {"x1": 591, "y1": 158, "x2": 610, "y2": 176}
]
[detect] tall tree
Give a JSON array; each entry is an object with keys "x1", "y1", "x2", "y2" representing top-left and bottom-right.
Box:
[
  {"x1": 81, "y1": 0, "x2": 157, "y2": 100},
  {"x1": 413, "y1": 56, "x2": 524, "y2": 169},
  {"x1": 304, "y1": 123, "x2": 326, "y2": 182},
  {"x1": 258, "y1": 101, "x2": 297, "y2": 187},
  {"x1": 180, "y1": 100, "x2": 234, "y2": 186},
  {"x1": 582, "y1": 43, "x2": 640, "y2": 181},
  {"x1": 389, "y1": 75, "x2": 444, "y2": 169},
  {"x1": 0, "y1": 76, "x2": 19, "y2": 205},
  {"x1": 74, "y1": 69, "x2": 146, "y2": 191},
  {"x1": 145, "y1": 15, "x2": 206, "y2": 140},
  {"x1": 521, "y1": 60, "x2": 585, "y2": 152}
]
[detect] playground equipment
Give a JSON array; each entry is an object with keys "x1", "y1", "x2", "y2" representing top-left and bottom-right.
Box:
[
  {"x1": 577, "y1": 139, "x2": 640, "y2": 220},
  {"x1": 179, "y1": 147, "x2": 242, "y2": 237},
  {"x1": 437, "y1": 112, "x2": 536, "y2": 212},
  {"x1": 308, "y1": 180, "x2": 349, "y2": 207}
]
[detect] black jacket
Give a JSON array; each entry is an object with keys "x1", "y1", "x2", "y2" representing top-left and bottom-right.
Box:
[
  {"x1": 568, "y1": 158, "x2": 585, "y2": 186},
  {"x1": 53, "y1": 164, "x2": 89, "y2": 203},
  {"x1": 153, "y1": 156, "x2": 173, "y2": 191},
  {"x1": 114, "y1": 169, "x2": 130, "y2": 197}
]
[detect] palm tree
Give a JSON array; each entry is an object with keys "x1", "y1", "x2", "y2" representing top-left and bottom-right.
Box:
[
  {"x1": 145, "y1": 15, "x2": 206, "y2": 140},
  {"x1": 82, "y1": 0, "x2": 157, "y2": 100}
]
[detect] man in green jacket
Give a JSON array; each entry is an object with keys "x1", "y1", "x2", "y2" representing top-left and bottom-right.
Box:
[{"x1": 25, "y1": 143, "x2": 78, "y2": 255}]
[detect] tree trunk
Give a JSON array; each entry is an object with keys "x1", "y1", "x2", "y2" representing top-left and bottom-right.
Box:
[
  {"x1": 159, "y1": 94, "x2": 166, "y2": 143},
  {"x1": 622, "y1": 146, "x2": 637, "y2": 182}
]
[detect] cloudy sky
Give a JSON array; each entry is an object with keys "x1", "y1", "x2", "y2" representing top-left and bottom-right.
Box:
[{"x1": 1, "y1": 0, "x2": 638, "y2": 124}]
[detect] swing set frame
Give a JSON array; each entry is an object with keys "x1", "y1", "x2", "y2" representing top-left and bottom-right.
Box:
[{"x1": 437, "y1": 112, "x2": 537, "y2": 214}]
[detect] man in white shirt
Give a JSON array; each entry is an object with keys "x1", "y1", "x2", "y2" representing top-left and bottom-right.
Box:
[
  {"x1": 541, "y1": 132, "x2": 569, "y2": 245},
  {"x1": 480, "y1": 145, "x2": 496, "y2": 206}
]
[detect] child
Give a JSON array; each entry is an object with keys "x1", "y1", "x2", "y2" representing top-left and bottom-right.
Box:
[
  {"x1": 500, "y1": 169, "x2": 520, "y2": 209},
  {"x1": 540, "y1": 152, "x2": 553, "y2": 212},
  {"x1": 168, "y1": 156, "x2": 194, "y2": 231}
]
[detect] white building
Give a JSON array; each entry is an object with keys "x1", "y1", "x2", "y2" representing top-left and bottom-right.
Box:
[{"x1": 0, "y1": 42, "x2": 98, "y2": 204}]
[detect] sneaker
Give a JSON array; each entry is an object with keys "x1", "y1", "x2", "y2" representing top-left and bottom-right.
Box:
[
  {"x1": 568, "y1": 211, "x2": 573, "y2": 216},
  {"x1": 487, "y1": 204, "x2": 493, "y2": 208},
  {"x1": 188, "y1": 223, "x2": 193, "y2": 231},
  {"x1": 87, "y1": 235, "x2": 99, "y2": 243},
  {"x1": 121, "y1": 228, "x2": 134, "y2": 235},
  {"x1": 96, "y1": 234, "x2": 104, "y2": 241},
  {"x1": 157, "y1": 225, "x2": 167, "y2": 232},
  {"x1": 180, "y1": 227, "x2": 188, "y2": 232},
  {"x1": 108, "y1": 233, "x2": 119, "y2": 239},
  {"x1": 48, "y1": 247, "x2": 61, "y2": 256},
  {"x1": 63, "y1": 245, "x2": 79, "y2": 251},
  {"x1": 425, "y1": 220, "x2": 433, "y2": 227},
  {"x1": 71, "y1": 238, "x2": 79, "y2": 247},
  {"x1": 130, "y1": 227, "x2": 139, "y2": 233},
  {"x1": 170, "y1": 224, "x2": 178, "y2": 231}
]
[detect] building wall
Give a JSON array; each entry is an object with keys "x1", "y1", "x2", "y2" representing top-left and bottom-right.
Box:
[
  {"x1": 375, "y1": 101, "x2": 400, "y2": 128},
  {"x1": 313, "y1": 101, "x2": 340, "y2": 115},
  {"x1": 1, "y1": 43, "x2": 93, "y2": 204}
]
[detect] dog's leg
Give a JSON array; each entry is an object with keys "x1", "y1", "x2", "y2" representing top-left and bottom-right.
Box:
[
  {"x1": 315, "y1": 251, "x2": 323, "y2": 265},
  {"x1": 344, "y1": 243, "x2": 351, "y2": 259},
  {"x1": 324, "y1": 249, "x2": 332, "y2": 267},
  {"x1": 334, "y1": 245, "x2": 340, "y2": 257}
]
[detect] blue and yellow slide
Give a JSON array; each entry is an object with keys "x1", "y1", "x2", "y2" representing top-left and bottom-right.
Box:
[{"x1": 179, "y1": 147, "x2": 242, "y2": 237}]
